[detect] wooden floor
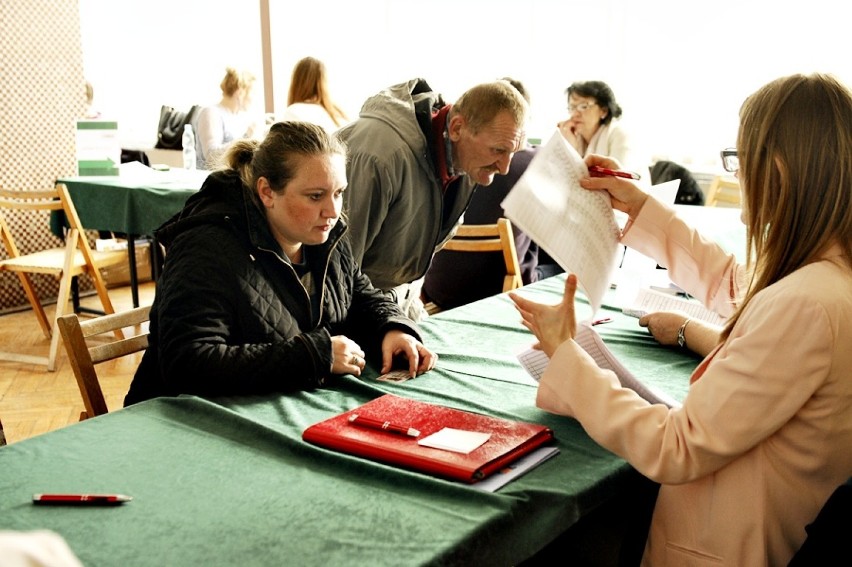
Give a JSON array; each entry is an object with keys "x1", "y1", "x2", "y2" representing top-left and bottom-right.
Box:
[{"x1": 0, "y1": 281, "x2": 156, "y2": 445}]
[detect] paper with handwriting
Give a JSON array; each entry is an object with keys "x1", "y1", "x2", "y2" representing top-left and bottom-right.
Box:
[
  {"x1": 501, "y1": 131, "x2": 622, "y2": 314},
  {"x1": 517, "y1": 321, "x2": 681, "y2": 408},
  {"x1": 622, "y1": 287, "x2": 727, "y2": 326}
]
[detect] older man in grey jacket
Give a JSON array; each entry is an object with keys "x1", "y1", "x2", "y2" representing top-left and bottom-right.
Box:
[{"x1": 338, "y1": 78, "x2": 528, "y2": 320}]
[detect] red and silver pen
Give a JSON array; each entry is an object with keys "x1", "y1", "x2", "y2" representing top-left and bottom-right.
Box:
[
  {"x1": 33, "y1": 493, "x2": 132, "y2": 506},
  {"x1": 589, "y1": 165, "x2": 641, "y2": 180},
  {"x1": 348, "y1": 413, "x2": 420, "y2": 438}
]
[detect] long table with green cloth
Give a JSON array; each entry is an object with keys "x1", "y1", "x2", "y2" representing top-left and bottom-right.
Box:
[
  {"x1": 51, "y1": 167, "x2": 208, "y2": 237},
  {"x1": 0, "y1": 273, "x2": 704, "y2": 566},
  {"x1": 50, "y1": 167, "x2": 208, "y2": 306}
]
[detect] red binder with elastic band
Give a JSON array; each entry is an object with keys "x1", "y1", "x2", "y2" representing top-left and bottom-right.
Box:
[{"x1": 302, "y1": 394, "x2": 555, "y2": 483}]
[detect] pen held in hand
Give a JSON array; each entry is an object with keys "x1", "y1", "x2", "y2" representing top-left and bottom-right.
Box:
[
  {"x1": 33, "y1": 493, "x2": 132, "y2": 506},
  {"x1": 348, "y1": 413, "x2": 420, "y2": 438},
  {"x1": 589, "y1": 165, "x2": 641, "y2": 180}
]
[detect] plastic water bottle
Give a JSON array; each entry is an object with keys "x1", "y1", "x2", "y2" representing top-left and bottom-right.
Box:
[{"x1": 182, "y1": 124, "x2": 196, "y2": 170}]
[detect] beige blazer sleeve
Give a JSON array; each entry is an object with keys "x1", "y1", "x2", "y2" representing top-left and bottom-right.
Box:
[{"x1": 537, "y1": 197, "x2": 842, "y2": 485}]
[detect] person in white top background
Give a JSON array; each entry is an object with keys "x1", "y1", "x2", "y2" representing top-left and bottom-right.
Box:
[
  {"x1": 557, "y1": 79, "x2": 647, "y2": 175},
  {"x1": 279, "y1": 56, "x2": 350, "y2": 133},
  {"x1": 194, "y1": 67, "x2": 262, "y2": 169}
]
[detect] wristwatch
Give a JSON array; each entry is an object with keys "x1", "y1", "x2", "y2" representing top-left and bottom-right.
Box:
[{"x1": 677, "y1": 319, "x2": 691, "y2": 349}]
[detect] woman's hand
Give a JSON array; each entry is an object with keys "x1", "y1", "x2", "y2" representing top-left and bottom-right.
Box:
[
  {"x1": 330, "y1": 335, "x2": 367, "y2": 376},
  {"x1": 638, "y1": 311, "x2": 723, "y2": 358},
  {"x1": 557, "y1": 119, "x2": 582, "y2": 151},
  {"x1": 381, "y1": 330, "x2": 438, "y2": 378},
  {"x1": 509, "y1": 274, "x2": 579, "y2": 357},
  {"x1": 638, "y1": 311, "x2": 689, "y2": 347},
  {"x1": 582, "y1": 154, "x2": 649, "y2": 219}
]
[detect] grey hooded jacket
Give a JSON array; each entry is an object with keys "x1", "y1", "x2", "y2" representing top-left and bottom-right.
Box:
[{"x1": 337, "y1": 78, "x2": 476, "y2": 290}]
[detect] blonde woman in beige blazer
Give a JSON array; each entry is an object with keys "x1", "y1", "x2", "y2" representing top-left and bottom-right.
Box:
[{"x1": 511, "y1": 73, "x2": 852, "y2": 566}]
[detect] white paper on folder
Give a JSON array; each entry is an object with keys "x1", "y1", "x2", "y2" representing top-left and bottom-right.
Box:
[{"x1": 501, "y1": 131, "x2": 621, "y2": 314}]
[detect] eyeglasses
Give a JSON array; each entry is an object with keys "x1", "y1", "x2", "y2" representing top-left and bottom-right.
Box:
[
  {"x1": 721, "y1": 148, "x2": 739, "y2": 173},
  {"x1": 567, "y1": 102, "x2": 597, "y2": 113}
]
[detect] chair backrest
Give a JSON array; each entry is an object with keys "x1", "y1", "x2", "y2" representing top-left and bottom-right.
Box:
[
  {"x1": 57, "y1": 305, "x2": 151, "y2": 420},
  {"x1": 441, "y1": 218, "x2": 522, "y2": 293},
  {"x1": 705, "y1": 175, "x2": 741, "y2": 207},
  {"x1": 0, "y1": 188, "x2": 66, "y2": 261},
  {"x1": 0, "y1": 184, "x2": 109, "y2": 271}
]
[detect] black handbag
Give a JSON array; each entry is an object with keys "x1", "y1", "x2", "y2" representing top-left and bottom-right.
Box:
[{"x1": 155, "y1": 104, "x2": 200, "y2": 150}]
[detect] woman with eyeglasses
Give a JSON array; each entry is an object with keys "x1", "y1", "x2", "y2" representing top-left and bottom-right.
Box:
[
  {"x1": 556, "y1": 80, "x2": 644, "y2": 173},
  {"x1": 512, "y1": 73, "x2": 852, "y2": 564}
]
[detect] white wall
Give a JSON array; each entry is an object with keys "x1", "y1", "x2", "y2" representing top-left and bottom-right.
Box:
[
  {"x1": 81, "y1": 0, "x2": 852, "y2": 171},
  {"x1": 79, "y1": 0, "x2": 263, "y2": 149}
]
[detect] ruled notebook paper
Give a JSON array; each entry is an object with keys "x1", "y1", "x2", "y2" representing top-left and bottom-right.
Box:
[
  {"x1": 518, "y1": 322, "x2": 681, "y2": 408},
  {"x1": 622, "y1": 287, "x2": 727, "y2": 326},
  {"x1": 501, "y1": 131, "x2": 621, "y2": 314}
]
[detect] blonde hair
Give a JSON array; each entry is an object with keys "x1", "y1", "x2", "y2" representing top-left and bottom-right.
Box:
[
  {"x1": 286, "y1": 57, "x2": 348, "y2": 127},
  {"x1": 220, "y1": 67, "x2": 256, "y2": 97},
  {"x1": 722, "y1": 73, "x2": 852, "y2": 339}
]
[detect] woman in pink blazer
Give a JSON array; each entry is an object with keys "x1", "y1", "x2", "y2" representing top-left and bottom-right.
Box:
[{"x1": 511, "y1": 73, "x2": 852, "y2": 565}]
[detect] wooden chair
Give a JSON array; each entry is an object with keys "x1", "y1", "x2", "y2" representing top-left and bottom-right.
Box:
[
  {"x1": 0, "y1": 184, "x2": 127, "y2": 370},
  {"x1": 57, "y1": 305, "x2": 151, "y2": 420},
  {"x1": 425, "y1": 218, "x2": 522, "y2": 315},
  {"x1": 705, "y1": 175, "x2": 741, "y2": 207}
]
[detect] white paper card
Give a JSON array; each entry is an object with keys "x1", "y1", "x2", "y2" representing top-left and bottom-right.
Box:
[{"x1": 417, "y1": 428, "x2": 491, "y2": 454}]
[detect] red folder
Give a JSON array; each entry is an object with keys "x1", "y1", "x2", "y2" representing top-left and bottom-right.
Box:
[{"x1": 302, "y1": 394, "x2": 555, "y2": 483}]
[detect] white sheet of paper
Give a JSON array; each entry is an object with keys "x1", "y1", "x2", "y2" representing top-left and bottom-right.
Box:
[
  {"x1": 471, "y1": 445, "x2": 561, "y2": 492},
  {"x1": 622, "y1": 287, "x2": 727, "y2": 326},
  {"x1": 517, "y1": 321, "x2": 681, "y2": 408},
  {"x1": 648, "y1": 178, "x2": 681, "y2": 205},
  {"x1": 417, "y1": 428, "x2": 491, "y2": 454},
  {"x1": 501, "y1": 131, "x2": 621, "y2": 314}
]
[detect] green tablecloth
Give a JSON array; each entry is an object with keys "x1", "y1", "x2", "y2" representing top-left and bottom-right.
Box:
[
  {"x1": 0, "y1": 275, "x2": 700, "y2": 566},
  {"x1": 51, "y1": 168, "x2": 208, "y2": 237}
]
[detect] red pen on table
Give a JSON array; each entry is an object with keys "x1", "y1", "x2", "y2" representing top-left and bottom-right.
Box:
[
  {"x1": 33, "y1": 493, "x2": 132, "y2": 506},
  {"x1": 589, "y1": 165, "x2": 641, "y2": 180},
  {"x1": 348, "y1": 413, "x2": 420, "y2": 438},
  {"x1": 592, "y1": 317, "x2": 613, "y2": 326}
]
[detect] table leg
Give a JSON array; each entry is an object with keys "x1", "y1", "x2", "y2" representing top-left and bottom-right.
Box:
[
  {"x1": 72, "y1": 276, "x2": 106, "y2": 316},
  {"x1": 127, "y1": 236, "x2": 139, "y2": 308}
]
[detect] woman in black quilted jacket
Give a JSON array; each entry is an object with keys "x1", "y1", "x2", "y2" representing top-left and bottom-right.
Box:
[{"x1": 125, "y1": 121, "x2": 436, "y2": 405}]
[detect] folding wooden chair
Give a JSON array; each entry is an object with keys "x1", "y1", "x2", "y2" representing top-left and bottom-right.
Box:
[
  {"x1": 425, "y1": 218, "x2": 522, "y2": 315},
  {"x1": 0, "y1": 184, "x2": 126, "y2": 370},
  {"x1": 705, "y1": 175, "x2": 741, "y2": 207},
  {"x1": 57, "y1": 305, "x2": 151, "y2": 420}
]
